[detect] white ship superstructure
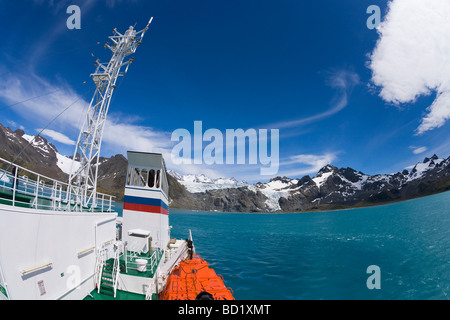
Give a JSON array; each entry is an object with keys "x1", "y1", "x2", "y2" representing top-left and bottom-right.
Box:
[{"x1": 0, "y1": 151, "x2": 190, "y2": 300}]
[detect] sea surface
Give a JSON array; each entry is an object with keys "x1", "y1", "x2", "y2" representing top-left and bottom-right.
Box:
[{"x1": 118, "y1": 191, "x2": 450, "y2": 300}]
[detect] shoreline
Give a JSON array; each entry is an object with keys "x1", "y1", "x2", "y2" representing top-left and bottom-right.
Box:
[{"x1": 168, "y1": 189, "x2": 450, "y2": 215}]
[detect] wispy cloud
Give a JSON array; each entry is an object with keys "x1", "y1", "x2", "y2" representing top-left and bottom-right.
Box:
[
  {"x1": 0, "y1": 69, "x2": 173, "y2": 157},
  {"x1": 270, "y1": 69, "x2": 360, "y2": 130},
  {"x1": 0, "y1": 71, "x2": 89, "y2": 128},
  {"x1": 277, "y1": 153, "x2": 338, "y2": 177},
  {"x1": 409, "y1": 146, "x2": 428, "y2": 155},
  {"x1": 368, "y1": 0, "x2": 450, "y2": 135},
  {"x1": 0, "y1": 68, "x2": 343, "y2": 182},
  {"x1": 39, "y1": 128, "x2": 76, "y2": 145},
  {"x1": 6, "y1": 120, "x2": 24, "y2": 131}
]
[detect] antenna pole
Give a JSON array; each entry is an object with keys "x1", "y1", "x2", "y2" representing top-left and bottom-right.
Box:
[{"x1": 68, "y1": 19, "x2": 152, "y2": 211}]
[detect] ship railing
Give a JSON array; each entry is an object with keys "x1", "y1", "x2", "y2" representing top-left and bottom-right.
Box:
[
  {"x1": 0, "y1": 157, "x2": 115, "y2": 212},
  {"x1": 145, "y1": 280, "x2": 157, "y2": 300},
  {"x1": 94, "y1": 252, "x2": 104, "y2": 291},
  {"x1": 125, "y1": 247, "x2": 162, "y2": 275},
  {"x1": 96, "y1": 243, "x2": 109, "y2": 293},
  {"x1": 111, "y1": 242, "x2": 124, "y2": 298}
]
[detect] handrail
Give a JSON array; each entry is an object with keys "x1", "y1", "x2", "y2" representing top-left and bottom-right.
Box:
[
  {"x1": 111, "y1": 243, "x2": 123, "y2": 298},
  {"x1": 0, "y1": 156, "x2": 115, "y2": 212},
  {"x1": 77, "y1": 246, "x2": 95, "y2": 256},
  {"x1": 158, "y1": 241, "x2": 188, "y2": 280},
  {"x1": 145, "y1": 280, "x2": 157, "y2": 300},
  {"x1": 126, "y1": 249, "x2": 162, "y2": 272},
  {"x1": 96, "y1": 243, "x2": 110, "y2": 293},
  {"x1": 97, "y1": 260, "x2": 104, "y2": 294},
  {"x1": 21, "y1": 262, "x2": 53, "y2": 276},
  {"x1": 95, "y1": 241, "x2": 123, "y2": 297}
]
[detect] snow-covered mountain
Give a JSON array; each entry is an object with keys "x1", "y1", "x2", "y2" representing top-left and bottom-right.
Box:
[
  {"x1": 1, "y1": 124, "x2": 69, "y2": 180},
  {"x1": 21, "y1": 133, "x2": 81, "y2": 175},
  {"x1": 251, "y1": 155, "x2": 450, "y2": 211},
  {"x1": 167, "y1": 170, "x2": 248, "y2": 193},
  {"x1": 0, "y1": 124, "x2": 123, "y2": 198},
  {"x1": 169, "y1": 155, "x2": 450, "y2": 212}
]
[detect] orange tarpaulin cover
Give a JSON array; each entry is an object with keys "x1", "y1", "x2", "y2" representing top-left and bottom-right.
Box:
[{"x1": 159, "y1": 254, "x2": 234, "y2": 300}]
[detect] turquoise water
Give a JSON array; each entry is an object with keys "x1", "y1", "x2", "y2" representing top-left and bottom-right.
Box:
[{"x1": 118, "y1": 191, "x2": 450, "y2": 299}]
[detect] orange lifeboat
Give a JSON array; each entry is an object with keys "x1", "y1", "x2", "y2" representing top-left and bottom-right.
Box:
[{"x1": 159, "y1": 254, "x2": 234, "y2": 300}]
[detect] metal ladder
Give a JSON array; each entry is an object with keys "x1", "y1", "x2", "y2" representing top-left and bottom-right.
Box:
[{"x1": 98, "y1": 245, "x2": 121, "y2": 298}]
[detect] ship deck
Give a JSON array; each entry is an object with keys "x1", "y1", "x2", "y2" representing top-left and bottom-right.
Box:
[
  {"x1": 120, "y1": 250, "x2": 164, "y2": 278},
  {"x1": 84, "y1": 289, "x2": 148, "y2": 300},
  {"x1": 0, "y1": 157, "x2": 115, "y2": 213},
  {"x1": 83, "y1": 249, "x2": 164, "y2": 300}
]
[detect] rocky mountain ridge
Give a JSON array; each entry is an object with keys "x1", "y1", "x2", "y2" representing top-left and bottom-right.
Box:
[
  {"x1": 0, "y1": 123, "x2": 126, "y2": 199},
  {"x1": 169, "y1": 155, "x2": 450, "y2": 212},
  {"x1": 1, "y1": 123, "x2": 449, "y2": 213}
]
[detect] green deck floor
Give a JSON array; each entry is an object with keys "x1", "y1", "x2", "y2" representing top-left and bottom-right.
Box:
[{"x1": 84, "y1": 289, "x2": 151, "y2": 300}]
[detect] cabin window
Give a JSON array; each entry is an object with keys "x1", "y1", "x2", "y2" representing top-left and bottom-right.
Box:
[
  {"x1": 141, "y1": 169, "x2": 148, "y2": 187},
  {"x1": 127, "y1": 167, "x2": 133, "y2": 185},
  {"x1": 161, "y1": 174, "x2": 168, "y2": 196},
  {"x1": 132, "y1": 168, "x2": 141, "y2": 186},
  {"x1": 156, "y1": 170, "x2": 160, "y2": 188},
  {"x1": 149, "y1": 169, "x2": 155, "y2": 188}
]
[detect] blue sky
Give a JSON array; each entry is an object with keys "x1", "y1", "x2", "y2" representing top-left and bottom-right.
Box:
[{"x1": 1, "y1": 0, "x2": 449, "y2": 183}]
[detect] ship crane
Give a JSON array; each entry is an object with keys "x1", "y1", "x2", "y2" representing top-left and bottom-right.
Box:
[{"x1": 68, "y1": 18, "x2": 153, "y2": 211}]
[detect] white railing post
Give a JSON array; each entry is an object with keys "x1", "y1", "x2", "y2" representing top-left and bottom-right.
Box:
[
  {"x1": 23, "y1": 176, "x2": 28, "y2": 194},
  {"x1": 124, "y1": 242, "x2": 128, "y2": 273},
  {"x1": 11, "y1": 167, "x2": 17, "y2": 206},
  {"x1": 51, "y1": 181, "x2": 56, "y2": 210},
  {"x1": 32, "y1": 176, "x2": 40, "y2": 209},
  {"x1": 58, "y1": 184, "x2": 62, "y2": 210}
]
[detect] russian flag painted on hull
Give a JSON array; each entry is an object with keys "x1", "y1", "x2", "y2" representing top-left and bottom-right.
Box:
[
  {"x1": 123, "y1": 195, "x2": 169, "y2": 215},
  {"x1": 121, "y1": 152, "x2": 170, "y2": 252}
]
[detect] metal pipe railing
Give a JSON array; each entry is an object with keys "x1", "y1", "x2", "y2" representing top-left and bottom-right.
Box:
[
  {"x1": 126, "y1": 248, "x2": 163, "y2": 273},
  {"x1": 0, "y1": 157, "x2": 115, "y2": 212}
]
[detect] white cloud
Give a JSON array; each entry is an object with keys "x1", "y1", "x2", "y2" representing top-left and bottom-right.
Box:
[
  {"x1": 410, "y1": 146, "x2": 428, "y2": 155},
  {"x1": 0, "y1": 69, "x2": 285, "y2": 183},
  {"x1": 0, "y1": 70, "x2": 173, "y2": 158},
  {"x1": 102, "y1": 119, "x2": 173, "y2": 156},
  {"x1": 6, "y1": 120, "x2": 18, "y2": 128},
  {"x1": 278, "y1": 153, "x2": 337, "y2": 177},
  {"x1": 368, "y1": 0, "x2": 450, "y2": 134},
  {"x1": 418, "y1": 91, "x2": 450, "y2": 134},
  {"x1": 39, "y1": 128, "x2": 76, "y2": 145},
  {"x1": 0, "y1": 72, "x2": 88, "y2": 129}
]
